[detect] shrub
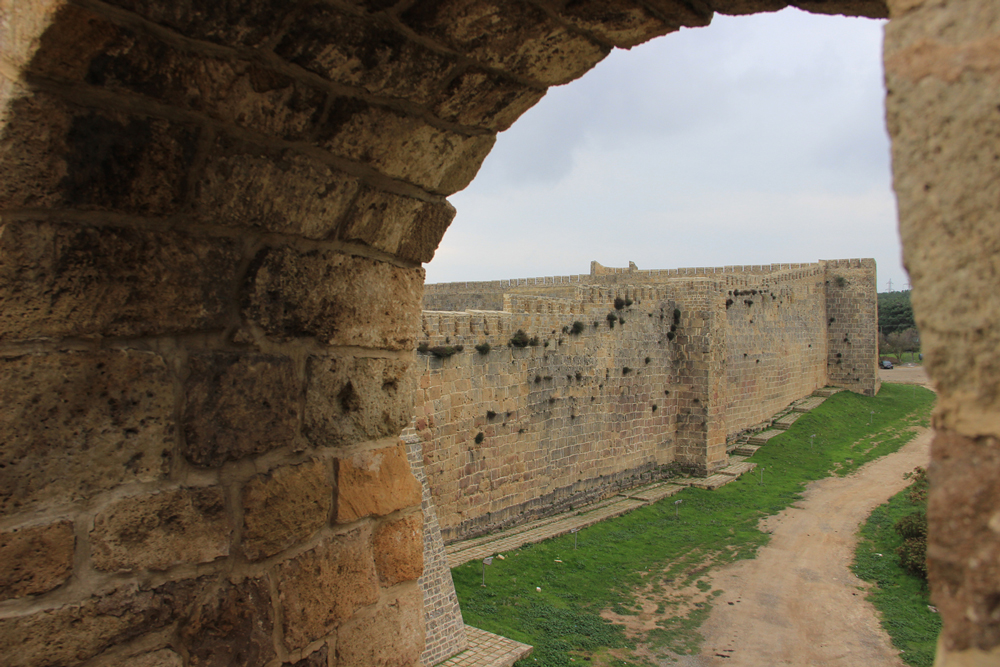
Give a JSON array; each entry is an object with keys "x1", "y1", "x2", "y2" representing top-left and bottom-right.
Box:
[
  {"x1": 509, "y1": 329, "x2": 530, "y2": 347},
  {"x1": 417, "y1": 342, "x2": 429, "y2": 353},
  {"x1": 474, "y1": 432, "x2": 485, "y2": 445},
  {"x1": 529, "y1": 336, "x2": 541, "y2": 347},
  {"x1": 614, "y1": 297, "x2": 626, "y2": 310},
  {"x1": 486, "y1": 410, "x2": 497, "y2": 420},
  {"x1": 622, "y1": 367, "x2": 632, "y2": 375},
  {"x1": 625, "y1": 298, "x2": 634, "y2": 307},
  {"x1": 571, "y1": 321, "x2": 585, "y2": 335},
  {"x1": 895, "y1": 511, "x2": 928, "y2": 580},
  {"x1": 645, "y1": 357, "x2": 651, "y2": 365},
  {"x1": 575, "y1": 371, "x2": 583, "y2": 381},
  {"x1": 607, "y1": 312, "x2": 617, "y2": 327},
  {"x1": 666, "y1": 332, "x2": 675, "y2": 341},
  {"x1": 834, "y1": 275, "x2": 848, "y2": 288},
  {"x1": 429, "y1": 345, "x2": 457, "y2": 358},
  {"x1": 673, "y1": 308, "x2": 681, "y2": 325},
  {"x1": 475, "y1": 342, "x2": 491, "y2": 355}
]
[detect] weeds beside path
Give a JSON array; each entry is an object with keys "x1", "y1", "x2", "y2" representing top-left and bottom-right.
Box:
[{"x1": 452, "y1": 384, "x2": 936, "y2": 667}]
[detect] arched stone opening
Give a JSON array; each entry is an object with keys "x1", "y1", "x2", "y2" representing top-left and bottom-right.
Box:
[{"x1": 0, "y1": 1, "x2": 995, "y2": 666}]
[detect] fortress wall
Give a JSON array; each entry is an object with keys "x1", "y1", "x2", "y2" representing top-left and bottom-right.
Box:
[
  {"x1": 720, "y1": 268, "x2": 830, "y2": 437},
  {"x1": 412, "y1": 289, "x2": 683, "y2": 543},
  {"x1": 824, "y1": 259, "x2": 881, "y2": 396}
]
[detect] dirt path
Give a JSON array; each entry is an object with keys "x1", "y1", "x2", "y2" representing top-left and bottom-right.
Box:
[{"x1": 673, "y1": 426, "x2": 932, "y2": 667}]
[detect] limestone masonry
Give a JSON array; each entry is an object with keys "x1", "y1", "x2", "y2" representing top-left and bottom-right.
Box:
[{"x1": 410, "y1": 259, "x2": 879, "y2": 543}]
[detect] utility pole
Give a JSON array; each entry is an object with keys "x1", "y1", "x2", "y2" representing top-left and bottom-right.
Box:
[{"x1": 886, "y1": 278, "x2": 893, "y2": 292}]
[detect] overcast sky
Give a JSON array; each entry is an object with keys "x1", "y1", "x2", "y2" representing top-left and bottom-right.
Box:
[{"x1": 424, "y1": 8, "x2": 908, "y2": 293}]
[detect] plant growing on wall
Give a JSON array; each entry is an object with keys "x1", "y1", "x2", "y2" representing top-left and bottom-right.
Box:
[
  {"x1": 474, "y1": 432, "x2": 485, "y2": 445},
  {"x1": 673, "y1": 308, "x2": 681, "y2": 325},
  {"x1": 417, "y1": 342, "x2": 429, "y2": 353},
  {"x1": 834, "y1": 275, "x2": 848, "y2": 288},
  {"x1": 571, "y1": 321, "x2": 585, "y2": 335},
  {"x1": 614, "y1": 297, "x2": 626, "y2": 310},
  {"x1": 475, "y1": 342, "x2": 491, "y2": 355},
  {"x1": 622, "y1": 367, "x2": 632, "y2": 375},
  {"x1": 486, "y1": 410, "x2": 497, "y2": 420},
  {"x1": 510, "y1": 329, "x2": 530, "y2": 347},
  {"x1": 529, "y1": 336, "x2": 541, "y2": 347},
  {"x1": 430, "y1": 345, "x2": 459, "y2": 358},
  {"x1": 607, "y1": 313, "x2": 616, "y2": 329}
]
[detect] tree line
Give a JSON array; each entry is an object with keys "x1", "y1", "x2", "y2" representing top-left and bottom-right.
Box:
[{"x1": 878, "y1": 290, "x2": 919, "y2": 361}]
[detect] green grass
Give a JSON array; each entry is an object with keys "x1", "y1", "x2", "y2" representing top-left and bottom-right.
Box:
[
  {"x1": 853, "y1": 472, "x2": 940, "y2": 666},
  {"x1": 452, "y1": 384, "x2": 936, "y2": 666}
]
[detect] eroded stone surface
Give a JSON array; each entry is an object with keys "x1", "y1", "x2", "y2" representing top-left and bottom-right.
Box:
[
  {"x1": 304, "y1": 356, "x2": 415, "y2": 449},
  {"x1": 193, "y1": 138, "x2": 360, "y2": 238},
  {"x1": 242, "y1": 246, "x2": 423, "y2": 350},
  {"x1": 372, "y1": 513, "x2": 424, "y2": 587},
  {"x1": 182, "y1": 352, "x2": 300, "y2": 467},
  {"x1": 336, "y1": 586, "x2": 424, "y2": 667},
  {"x1": 433, "y1": 67, "x2": 546, "y2": 132},
  {"x1": 0, "y1": 521, "x2": 75, "y2": 601},
  {"x1": 276, "y1": 529, "x2": 378, "y2": 651},
  {"x1": 402, "y1": 0, "x2": 609, "y2": 86},
  {"x1": 179, "y1": 578, "x2": 276, "y2": 667},
  {"x1": 285, "y1": 645, "x2": 329, "y2": 667},
  {"x1": 552, "y1": 0, "x2": 679, "y2": 48},
  {"x1": 242, "y1": 459, "x2": 333, "y2": 561},
  {"x1": 275, "y1": 5, "x2": 456, "y2": 103},
  {"x1": 335, "y1": 445, "x2": 422, "y2": 523},
  {"x1": 0, "y1": 93, "x2": 197, "y2": 215},
  {"x1": 337, "y1": 188, "x2": 456, "y2": 264},
  {"x1": 928, "y1": 430, "x2": 1000, "y2": 652},
  {"x1": 91, "y1": 487, "x2": 230, "y2": 573},
  {"x1": 319, "y1": 99, "x2": 496, "y2": 194},
  {"x1": 0, "y1": 580, "x2": 197, "y2": 667},
  {"x1": 0, "y1": 221, "x2": 241, "y2": 340},
  {"x1": 0, "y1": 350, "x2": 173, "y2": 516}
]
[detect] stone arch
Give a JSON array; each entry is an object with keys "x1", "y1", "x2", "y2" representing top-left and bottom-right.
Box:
[{"x1": 0, "y1": 1, "x2": 995, "y2": 666}]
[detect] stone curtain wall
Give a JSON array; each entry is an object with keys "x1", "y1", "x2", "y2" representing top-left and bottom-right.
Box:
[
  {"x1": 414, "y1": 264, "x2": 876, "y2": 541},
  {"x1": 413, "y1": 287, "x2": 682, "y2": 541},
  {"x1": 720, "y1": 265, "x2": 830, "y2": 437},
  {"x1": 824, "y1": 259, "x2": 881, "y2": 396}
]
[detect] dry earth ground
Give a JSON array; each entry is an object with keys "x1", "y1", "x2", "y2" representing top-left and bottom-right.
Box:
[{"x1": 600, "y1": 372, "x2": 934, "y2": 667}]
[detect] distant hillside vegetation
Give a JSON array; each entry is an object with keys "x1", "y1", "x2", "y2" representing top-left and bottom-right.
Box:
[{"x1": 878, "y1": 290, "x2": 915, "y2": 334}]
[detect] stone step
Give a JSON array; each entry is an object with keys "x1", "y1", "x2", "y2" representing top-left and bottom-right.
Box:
[
  {"x1": 718, "y1": 461, "x2": 757, "y2": 477},
  {"x1": 748, "y1": 429, "x2": 784, "y2": 445},
  {"x1": 792, "y1": 396, "x2": 827, "y2": 412},
  {"x1": 687, "y1": 474, "x2": 735, "y2": 490},
  {"x1": 624, "y1": 483, "x2": 684, "y2": 503},
  {"x1": 733, "y1": 444, "x2": 760, "y2": 457},
  {"x1": 813, "y1": 387, "x2": 845, "y2": 397},
  {"x1": 728, "y1": 454, "x2": 747, "y2": 464},
  {"x1": 773, "y1": 412, "x2": 801, "y2": 430}
]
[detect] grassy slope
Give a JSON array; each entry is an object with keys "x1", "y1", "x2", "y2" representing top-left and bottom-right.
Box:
[
  {"x1": 853, "y1": 477, "x2": 940, "y2": 666},
  {"x1": 452, "y1": 384, "x2": 935, "y2": 666}
]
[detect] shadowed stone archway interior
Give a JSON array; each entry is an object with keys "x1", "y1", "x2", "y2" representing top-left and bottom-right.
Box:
[{"x1": 0, "y1": 1, "x2": 997, "y2": 665}]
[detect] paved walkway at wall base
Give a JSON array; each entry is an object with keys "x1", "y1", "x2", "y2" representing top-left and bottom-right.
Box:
[{"x1": 435, "y1": 626, "x2": 533, "y2": 667}]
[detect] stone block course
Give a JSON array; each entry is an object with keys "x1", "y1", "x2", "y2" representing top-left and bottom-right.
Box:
[
  {"x1": 0, "y1": 350, "x2": 173, "y2": 516},
  {"x1": 241, "y1": 459, "x2": 333, "y2": 561},
  {"x1": 337, "y1": 187, "x2": 456, "y2": 264},
  {"x1": 336, "y1": 445, "x2": 423, "y2": 523},
  {"x1": 401, "y1": 0, "x2": 610, "y2": 86},
  {"x1": 276, "y1": 528, "x2": 379, "y2": 651},
  {"x1": 193, "y1": 138, "x2": 361, "y2": 239},
  {"x1": 178, "y1": 578, "x2": 276, "y2": 667},
  {"x1": 182, "y1": 352, "x2": 300, "y2": 467},
  {"x1": 304, "y1": 355, "x2": 416, "y2": 449},
  {"x1": 90, "y1": 486, "x2": 230, "y2": 573},
  {"x1": 432, "y1": 68, "x2": 546, "y2": 132},
  {"x1": 242, "y1": 246, "x2": 424, "y2": 350},
  {"x1": 0, "y1": 221, "x2": 242, "y2": 340},
  {"x1": 336, "y1": 585, "x2": 425, "y2": 667},
  {"x1": 0, "y1": 92, "x2": 196, "y2": 215},
  {"x1": 373, "y1": 512, "x2": 424, "y2": 587},
  {"x1": 0, "y1": 520, "x2": 75, "y2": 601}
]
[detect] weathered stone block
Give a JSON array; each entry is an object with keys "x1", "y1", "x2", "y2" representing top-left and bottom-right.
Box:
[
  {"x1": 0, "y1": 221, "x2": 241, "y2": 340},
  {"x1": 335, "y1": 445, "x2": 422, "y2": 523},
  {"x1": 336, "y1": 586, "x2": 424, "y2": 667},
  {"x1": 101, "y1": 0, "x2": 292, "y2": 47},
  {"x1": 179, "y1": 578, "x2": 275, "y2": 667},
  {"x1": 275, "y1": 6, "x2": 455, "y2": 103},
  {"x1": 91, "y1": 487, "x2": 230, "y2": 572},
  {"x1": 0, "y1": 350, "x2": 172, "y2": 516},
  {"x1": 551, "y1": 0, "x2": 679, "y2": 48},
  {"x1": 402, "y1": 0, "x2": 609, "y2": 86},
  {"x1": 338, "y1": 188, "x2": 455, "y2": 264},
  {"x1": 242, "y1": 246, "x2": 423, "y2": 350},
  {"x1": 303, "y1": 356, "x2": 415, "y2": 449},
  {"x1": 433, "y1": 68, "x2": 546, "y2": 132},
  {"x1": 0, "y1": 521, "x2": 74, "y2": 601},
  {"x1": 319, "y1": 99, "x2": 495, "y2": 194},
  {"x1": 194, "y1": 138, "x2": 360, "y2": 239},
  {"x1": 791, "y1": 0, "x2": 887, "y2": 19},
  {"x1": 372, "y1": 513, "x2": 424, "y2": 587},
  {"x1": 89, "y1": 649, "x2": 184, "y2": 667},
  {"x1": 0, "y1": 93, "x2": 197, "y2": 215},
  {"x1": 276, "y1": 529, "x2": 379, "y2": 651},
  {"x1": 182, "y1": 352, "x2": 300, "y2": 467},
  {"x1": 0, "y1": 580, "x2": 197, "y2": 667},
  {"x1": 286, "y1": 645, "x2": 329, "y2": 667},
  {"x1": 242, "y1": 459, "x2": 333, "y2": 561}
]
